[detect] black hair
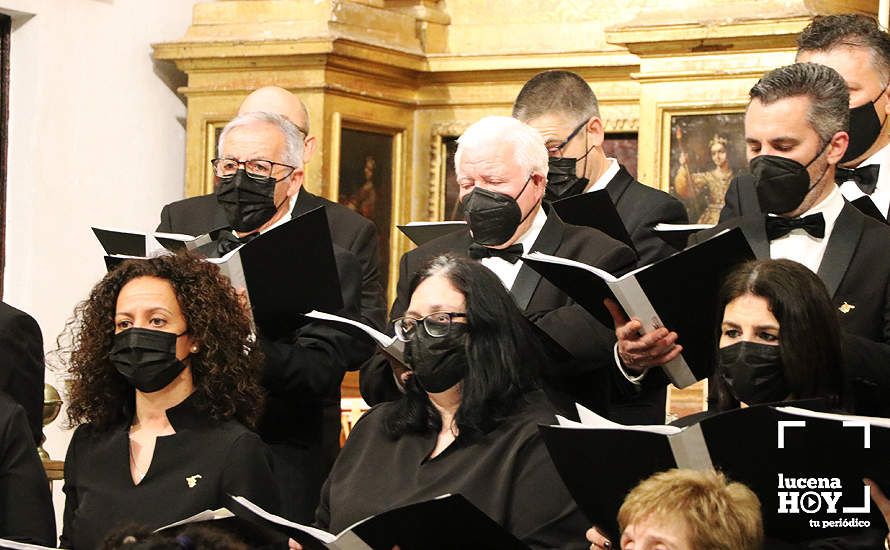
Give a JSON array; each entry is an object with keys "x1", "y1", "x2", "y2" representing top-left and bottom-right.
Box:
[
  {"x1": 797, "y1": 14, "x2": 890, "y2": 85},
  {"x1": 512, "y1": 70, "x2": 599, "y2": 123},
  {"x1": 714, "y1": 259, "x2": 843, "y2": 409},
  {"x1": 383, "y1": 254, "x2": 542, "y2": 440}
]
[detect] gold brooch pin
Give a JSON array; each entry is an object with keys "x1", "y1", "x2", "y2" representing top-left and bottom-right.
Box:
[
  {"x1": 186, "y1": 474, "x2": 202, "y2": 488},
  {"x1": 839, "y1": 302, "x2": 856, "y2": 314}
]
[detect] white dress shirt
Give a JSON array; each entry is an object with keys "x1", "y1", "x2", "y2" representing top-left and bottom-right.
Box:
[
  {"x1": 769, "y1": 186, "x2": 845, "y2": 273},
  {"x1": 839, "y1": 142, "x2": 890, "y2": 218},
  {"x1": 479, "y1": 205, "x2": 547, "y2": 290},
  {"x1": 584, "y1": 158, "x2": 620, "y2": 194}
]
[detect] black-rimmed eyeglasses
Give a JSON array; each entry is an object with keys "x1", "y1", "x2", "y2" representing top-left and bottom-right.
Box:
[
  {"x1": 546, "y1": 119, "x2": 588, "y2": 156},
  {"x1": 393, "y1": 312, "x2": 468, "y2": 342},
  {"x1": 211, "y1": 158, "x2": 297, "y2": 182}
]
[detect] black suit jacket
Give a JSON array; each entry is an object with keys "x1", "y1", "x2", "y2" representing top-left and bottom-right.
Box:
[
  {"x1": 157, "y1": 190, "x2": 376, "y2": 522},
  {"x1": 0, "y1": 393, "x2": 55, "y2": 545},
  {"x1": 0, "y1": 303, "x2": 45, "y2": 445},
  {"x1": 606, "y1": 165, "x2": 689, "y2": 266},
  {"x1": 157, "y1": 188, "x2": 386, "y2": 331},
  {"x1": 693, "y1": 201, "x2": 890, "y2": 416},
  {"x1": 360, "y1": 209, "x2": 638, "y2": 417}
]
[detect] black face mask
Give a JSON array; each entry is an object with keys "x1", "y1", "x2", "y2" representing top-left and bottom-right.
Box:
[
  {"x1": 462, "y1": 175, "x2": 535, "y2": 246},
  {"x1": 110, "y1": 328, "x2": 189, "y2": 393},
  {"x1": 751, "y1": 144, "x2": 829, "y2": 214},
  {"x1": 404, "y1": 324, "x2": 469, "y2": 393},
  {"x1": 215, "y1": 169, "x2": 282, "y2": 233},
  {"x1": 546, "y1": 157, "x2": 589, "y2": 200},
  {"x1": 842, "y1": 88, "x2": 887, "y2": 164},
  {"x1": 718, "y1": 341, "x2": 789, "y2": 405}
]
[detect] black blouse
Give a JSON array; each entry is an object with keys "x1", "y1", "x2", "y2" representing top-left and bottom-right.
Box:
[
  {"x1": 316, "y1": 390, "x2": 588, "y2": 549},
  {"x1": 60, "y1": 394, "x2": 281, "y2": 550}
]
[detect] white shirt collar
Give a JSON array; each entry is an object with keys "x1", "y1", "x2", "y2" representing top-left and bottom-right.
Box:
[
  {"x1": 259, "y1": 192, "x2": 299, "y2": 235},
  {"x1": 513, "y1": 204, "x2": 547, "y2": 253},
  {"x1": 585, "y1": 158, "x2": 620, "y2": 193},
  {"x1": 800, "y1": 185, "x2": 845, "y2": 230}
]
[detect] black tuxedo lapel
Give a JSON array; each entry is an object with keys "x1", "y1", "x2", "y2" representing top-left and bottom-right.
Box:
[
  {"x1": 291, "y1": 187, "x2": 325, "y2": 218},
  {"x1": 511, "y1": 210, "x2": 565, "y2": 312},
  {"x1": 817, "y1": 203, "x2": 863, "y2": 298},
  {"x1": 605, "y1": 165, "x2": 633, "y2": 206},
  {"x1": 740, "y1": 216, "x2": 771, "y2": 259}
]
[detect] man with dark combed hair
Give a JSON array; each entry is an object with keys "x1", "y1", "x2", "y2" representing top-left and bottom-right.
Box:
[
  {"x1": 722, "y1": 14, "x2": 890, "y2": 222},
  {"x1": 515, "y1": 70, "x2": 688, "y2": 423},
  {"x1": 613, "y1": 63, "x2": 890, "y2": 419}
]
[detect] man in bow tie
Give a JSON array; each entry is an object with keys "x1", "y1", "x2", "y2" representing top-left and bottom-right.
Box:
[
  {"x1": 360, "y1": 115, "x2": 637, "y2": 418},
  {"x1": 722, "y1": 14, "x2": 890, "y2": 223},
  {"x1": 614, "y1": 63, "x2": 890, "y2": 417}
]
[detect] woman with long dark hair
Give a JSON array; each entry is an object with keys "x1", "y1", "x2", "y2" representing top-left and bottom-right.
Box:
[
  {"x1": 312, "y1": 253, "x2": 587, "y2": 549},
  {"x1": 59, "y1": 253, "x2": 280, "y2": 549}
]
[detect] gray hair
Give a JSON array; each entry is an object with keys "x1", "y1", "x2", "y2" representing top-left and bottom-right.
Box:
[
  {"x1": 218, "y1": 111, "x2": 304, "y2": 167},
  {"x1": 454, "y1": 116, "x2": 549, "y2": 180},
  {"x1": 749, "y1": 63, "x2": 850, "y2": 143}
]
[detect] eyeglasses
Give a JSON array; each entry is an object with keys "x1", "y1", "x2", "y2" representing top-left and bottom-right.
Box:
[
  {"x1": 211, "y1": 158, "x2": 297, "y2": 182},
  {"x1": 393, "y1": 312, "x2": 468, "y2": 342},
  {"x1": 546, "y1": 119, "x2": 589, "y2": 157}
]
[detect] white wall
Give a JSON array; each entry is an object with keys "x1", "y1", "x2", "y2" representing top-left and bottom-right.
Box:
[{"x1": 1, "y1": 0, "x2": 204, "y2": 535}]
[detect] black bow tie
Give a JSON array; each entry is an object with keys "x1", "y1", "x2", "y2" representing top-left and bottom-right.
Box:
[
  {"x1": 468, "y1": 242, "x2": 524, "y2": 264},
  {"x1": 216, "y1": 230, "x2": 259, "y2": 256},
  {"x1": 836, "y1": 164, "x2": 880, "y2": 195},
  {"x1": 764, "y1": 213, "x2": 826, "y2": 241}
]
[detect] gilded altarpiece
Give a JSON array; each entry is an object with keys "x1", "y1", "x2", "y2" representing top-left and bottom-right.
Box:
[{"x1": 154, "y1": 0, "x2": 876, "y2": 412}]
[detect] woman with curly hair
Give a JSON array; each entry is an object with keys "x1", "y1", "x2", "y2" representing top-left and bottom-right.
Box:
[{"x1": 59, "y1": 253, "x2": 280, "y2": 549}]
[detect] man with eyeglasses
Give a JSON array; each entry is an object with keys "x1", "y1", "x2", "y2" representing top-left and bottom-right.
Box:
[
  {"x1": 158, "y1": 109, "x2": 375, "y2": 524},
  {"x1": 514, "y1": 70, "x2": 688, "y2": 424},
  {"x1": 361, "y1": 115, "x2": 637, "y2": 419},
  {"x1": 513, "y1": 70, "x2": 688, "y2": 266},
  {"x1": 157, "y1": 87, "x2": 386, "y2": 332}
]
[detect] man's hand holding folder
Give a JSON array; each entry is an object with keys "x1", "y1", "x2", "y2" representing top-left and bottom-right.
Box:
[{"x1": 605, "y1": 298, "x2": 682, "y2": 374}]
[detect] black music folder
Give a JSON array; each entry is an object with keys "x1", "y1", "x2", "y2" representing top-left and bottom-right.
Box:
[
  {"x1": 541, "y1": 403, "x2": 890, "y2": 544},
  {"x1": 92, "y1": 226, "x2": 222, "y2": 257},
  {"x1": 226, "y1": 493, "x2": 528, "y2": 550},
  {"x1": 652, "y1": 222, "x2": 716, "y2": 250},
  {"x1": 522, "y1": 227, "x2": 753, "y2": 387},
  {"x1": 550, "y1": 190, "x2": 634, "y2": 249},
  {"x1": 397, "y1": 221, "x2": 467, "y2": 246},
  {"x1": 105, "y1": 207, "x2": 342, "y2": 335}
]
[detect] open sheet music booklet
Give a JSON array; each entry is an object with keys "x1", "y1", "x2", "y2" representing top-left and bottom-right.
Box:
[
  {"x1": 305, "y1": 310, "x2": 405, "y2": 365},
  {"x1": 225, "y1": 493, "x2": 527, "y2": 550},
  {"x1": 542, "y1": 402, "x2": 890, "y2": 543},
  {"x1": 92, "y1": 226, "x2": 217, "y2": 257},
  {"x1": 522, "y1": 227, "x2": 753, "y2": 388}
]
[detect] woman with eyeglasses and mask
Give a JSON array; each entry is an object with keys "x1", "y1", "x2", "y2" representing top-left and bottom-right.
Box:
[
  {"x1": 306, "y1": 253, "x2": 588, "y2": 549},
  {"x1": 59, "y1": 254, "x2": 280, "y2": 550}
]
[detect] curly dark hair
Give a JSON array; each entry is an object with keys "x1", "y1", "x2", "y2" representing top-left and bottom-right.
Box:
[{"x1": 62, "y1": 253, "x2": 265, "y2": 431}]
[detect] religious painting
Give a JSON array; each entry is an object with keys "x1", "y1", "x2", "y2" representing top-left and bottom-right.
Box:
[
  {"x1": 338, "y1": 127, "x2": 394, "y2": 285},
  {"x1": 668, "y1": 113, "x2": 747, "y2": 224},
  {"x1": 441, "y1": 137, "x2": 463, "y2": 221},
  {"x1": 602, "y1": 133, "x2": 638, "y2": 180}
]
